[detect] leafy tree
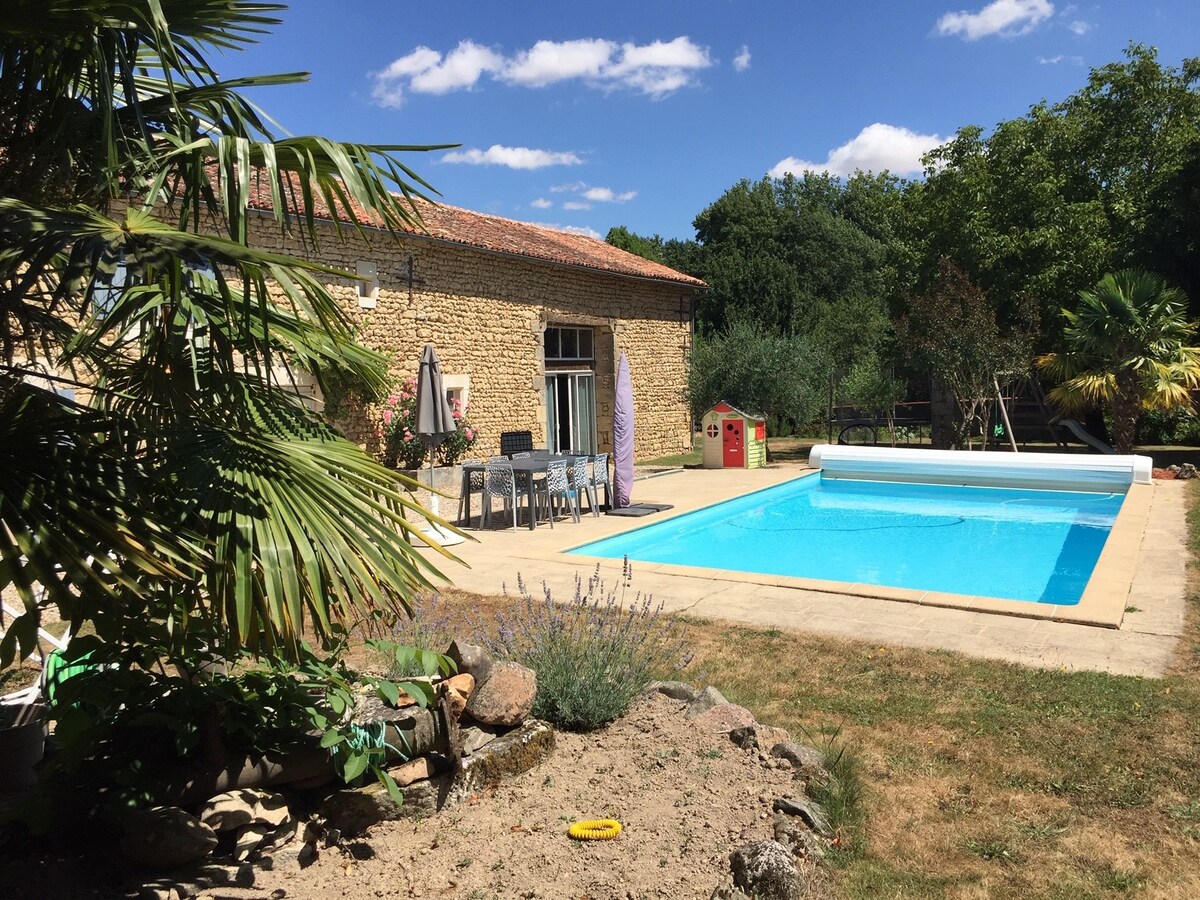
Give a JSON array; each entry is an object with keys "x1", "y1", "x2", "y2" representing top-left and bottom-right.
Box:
[
  {"x1": 687, "y1": 321, "x2": 823, "y2": 454},
  {"x1": 840, "y1": 356, "x2": 907, "y2": 445},
  {"x1": 605, "y1": 225, "x2": 703, "y2": 280},
  {"x1": 605, "y1": 226, "x2": 666, "y2": 264},
  {"x1": 909, "y1": 44, "x2": 1200, "y2": 341},
  {"x1": 1, "y1": 1, "x2": 453, "y2": 668},
  {"x1": 896, "y1": 259, "x2": 1037, "y2": 449},
  {"x1": 691, "y1": 174, "x2": 898, "y2": 367},
  {"x1": 1037, "y1": 269, "x2": 1200, "y2": 454}
]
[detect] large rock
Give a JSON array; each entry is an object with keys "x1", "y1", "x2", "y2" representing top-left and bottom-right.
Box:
[
  {"x1": 690, "y1": 703, "x2": 757, "y2": 734},
  {"x1": 444, "y1": 719, "x2": 555, "y2": 807},
  {"x1": 199, "y1": 789, "x2": 290, "y2": 833},
  {"x1": 771, "y1": 741, "x2": 831, "y2": 785},
  {"x1": 439, "y1": 673, "x2": 476, "y2": 719},
  {"x1": 729, "y1": 723, "x2": 791, "y2": 753},
  {"x1": 464, "y1": 661, "x2": 537, "y2": 726},
  {"x1": 685, "y1": 686, "x2": 728, "y2": 718},
  {"x1": 773, "y1": 812, "x2": 825, "y2": 860},
  {"x1": 645, "y1": 680, "x2": 700, "y2": 702},
  {"x1": 447, "y1": 640, "x2": 492, "y2": 683},
  {"x1": 391, "y1": 755, "x2": 438, "y2": 787},
  {"x1": 710, "y1": 876, "x2": 753, "y2": 899},
  {"x1": 319, "y1": 774, "x2": 451, "y2": 835},
  {"x1": 121, "y1": 807, "x2": 218, "y2": 869},
  {"x1": 729, "y1": 840, "x2": 806, "y2": 900},
  {"x1": 461, "y1": 722, "x2": 508, "y2": 755},
  {"x1": 380, "y1": 706, "x2": 449, "y2": 760},
  {"x1": 773, "y1": 796, "x2": 832, "y2": 838}
]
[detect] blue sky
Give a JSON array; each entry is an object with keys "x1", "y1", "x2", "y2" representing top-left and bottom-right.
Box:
[{"x1": 223, "y1": 1, "x2": 1200, "y2": 241}]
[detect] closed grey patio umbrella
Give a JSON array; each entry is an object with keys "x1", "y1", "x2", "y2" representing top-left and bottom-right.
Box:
[{"x1": 414, "y1": 344, "x2": 464, "y2": 545}]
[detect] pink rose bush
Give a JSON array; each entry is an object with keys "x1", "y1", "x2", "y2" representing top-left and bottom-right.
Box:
[{"x1": 380, "y1": 376, "x2": 479, "y2": 469}]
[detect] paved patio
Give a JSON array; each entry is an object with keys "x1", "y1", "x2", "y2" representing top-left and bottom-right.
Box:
[{"x1": 418, "y1": 465, "x2": 1189, "y2": 678}]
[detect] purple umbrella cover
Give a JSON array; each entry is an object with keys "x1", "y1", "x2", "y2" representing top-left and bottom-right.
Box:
[{"x1": 612, "y1": 351, "x2": 634, "y2": 508}]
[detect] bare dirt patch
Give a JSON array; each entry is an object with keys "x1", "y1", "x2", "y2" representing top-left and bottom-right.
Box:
[
  {"x1": 252, "y1": 692, "x2": 809, "y2": 899},
  {"x1": 3, "y1": 692, "x2": 825, "y2": 899}
]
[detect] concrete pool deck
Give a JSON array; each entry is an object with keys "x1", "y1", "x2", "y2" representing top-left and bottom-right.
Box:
[{"x1": 418, "y1": 465, "x2": 1189, "y2": 678}]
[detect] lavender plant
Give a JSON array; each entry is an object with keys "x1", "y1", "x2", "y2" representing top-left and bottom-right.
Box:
[
  {"x1": 376, "y1": 593, "x2": 457, "y2": 678},
  {"x1": 483, "y1": 561, "x2": 692, "y2": 731}
]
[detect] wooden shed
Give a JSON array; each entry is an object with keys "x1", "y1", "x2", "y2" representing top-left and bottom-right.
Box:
[{"x1": 701, "y1": 402, "x2": 767, "y2": 469}]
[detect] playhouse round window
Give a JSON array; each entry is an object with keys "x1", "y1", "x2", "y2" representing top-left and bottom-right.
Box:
[{"x1": 706, "y1": 423, "x2": 719, "y2": 438}]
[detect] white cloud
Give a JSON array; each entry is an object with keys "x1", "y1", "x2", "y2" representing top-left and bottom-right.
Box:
[
  {"x1": 936, "y1": 0, "x2": 1054, "y2": 40},
  {"x1": 530, "y1": 197, "x2": 553, "y2": 209},
  {"x1": 769, "y1": 123, "x2": 945, "y2": 179},
  {"x1": 1038, "y1": 53, "x2": 1082, "y2": 65},
  {"x1": 562, "y1": 200, "x2": 592, "y2": 210},
  {"x1": 550, "y1": 181, "x2": 588, "y2": 193},
  {"x1": 733, "y1": 45, "x2": 751, "y2": 73},
  {"x1": 604, "y1": 37, "x2": 712, "y2": 96},
  {"x1": 503, "y1": 38, "x2": 615, "y2": 87},
  {"x1": 441, "y1": 145, "x2": 583, "y2": 169},
  {"x1": 371, "y1": 46, "x2": 442, "y2": 107},
  {"x1": 371, "y1": 35, "x2": 713, "y2": 105},
  {"x1": 582, "y1": 187, "x2": 637, "y2": 203},
  {"x1": 409, "y1": 40, "x2": 504, "y2": 94},
  {"x1": 1068, "y1": 19, "x2": 1092, "y2": 35}
]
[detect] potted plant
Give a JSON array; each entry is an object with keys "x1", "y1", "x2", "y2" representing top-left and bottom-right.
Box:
[
  {"x1": 0, "y1": 698, "x2": 47, "y2": 793},
  {"x1": 380, "y1": 377, "x2": 479, "y2": 493}
]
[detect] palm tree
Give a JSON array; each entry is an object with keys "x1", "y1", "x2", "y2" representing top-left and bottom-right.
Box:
[
  {"x1": 1037, "y1": 269, "x2": 1200, "y2": 454},
  {"x1": 0, "y1": 1, "x2": 458, "y2": 665}
]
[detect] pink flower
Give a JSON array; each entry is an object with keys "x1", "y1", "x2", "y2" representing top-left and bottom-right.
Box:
[
  {"x1": 382, "y1": 409, "x2": 393, "y2": 425},
  {"x1": 464, "y1": 428, "x2": 475, "y2": 441},
  {"x1": 452, "y1": 409, "x2": 462, "y2": 420},
  {"x1": 387, "y1": 394, "x2": 399, "y2": 407},
  {"x1": 403, "y1": 430, "x2": 412, "y2": 440}
]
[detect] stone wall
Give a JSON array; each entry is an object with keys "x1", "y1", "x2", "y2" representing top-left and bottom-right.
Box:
[{"x1": 248, "y1": 215, "x2": 697, "y2": 461}]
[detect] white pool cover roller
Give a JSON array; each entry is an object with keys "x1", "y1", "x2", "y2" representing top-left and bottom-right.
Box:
[{"x1": 808, "y1": 445, "x2": 1152, "y2": 492}]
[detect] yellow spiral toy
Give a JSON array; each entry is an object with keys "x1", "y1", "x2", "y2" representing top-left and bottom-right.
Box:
[{"x1": 568, "y1": 818, "x2": 622, "y2": 841}]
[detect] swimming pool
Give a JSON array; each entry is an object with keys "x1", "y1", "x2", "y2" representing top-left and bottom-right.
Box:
[{"x1": 569, "y1": 475, "x2": 1126, "y2": 605}]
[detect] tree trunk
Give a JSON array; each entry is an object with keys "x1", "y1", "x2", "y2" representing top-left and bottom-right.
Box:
[{"x1": 1110, "y1": 373, "x2": 1140, "y2": 455}]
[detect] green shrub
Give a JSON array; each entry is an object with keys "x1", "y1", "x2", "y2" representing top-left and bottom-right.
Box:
[{"x1": 481, "y1": 562, "x2": 691, "y2": 731}]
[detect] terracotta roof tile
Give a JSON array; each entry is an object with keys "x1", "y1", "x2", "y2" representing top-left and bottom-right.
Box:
[{"x1": 244, "y1": 170, "x2": 705, "y2": 289}]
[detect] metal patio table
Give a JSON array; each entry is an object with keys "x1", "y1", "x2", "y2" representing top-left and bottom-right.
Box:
[{"x1": 463, "y1": 454, "x2": 576, "y2": 530}]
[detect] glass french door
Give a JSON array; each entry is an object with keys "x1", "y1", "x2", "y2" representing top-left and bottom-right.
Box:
[{"x1": 545, "y1": 371, "x2": 596, "y2": 454}]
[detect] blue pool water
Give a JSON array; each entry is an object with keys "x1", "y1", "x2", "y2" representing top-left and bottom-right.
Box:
[{"x1": 570, "y1": 475, "x2": 1125, "y2": 605}]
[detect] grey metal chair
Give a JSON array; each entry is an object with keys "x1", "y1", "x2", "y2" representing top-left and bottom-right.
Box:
[
  {"x1": 481, "y1": 462, "x2": 522, "y2": 530},
  {"x1": 457, "y1": 459, "x2": 484, "y2": 526},
  {"x1": 537, "y1": 458, "x2": 578, "y2": 528},
  {"x1": 567, "y1": 455, "x2": 597, "y2": 517},
  {"x1": 588, "y1": 453, "x2": 614, "y2": 511},
  {"x1": 510, "y1": 451, "x2": 531, "y2": 459},
  {"x1": 589, "y1": 452, "x2": 612, "y2": 513}
]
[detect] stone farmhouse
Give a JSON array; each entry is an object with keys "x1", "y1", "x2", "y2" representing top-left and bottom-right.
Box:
[{"x1": 244, "y1": 176, "x2": 706, "y2": 462}]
